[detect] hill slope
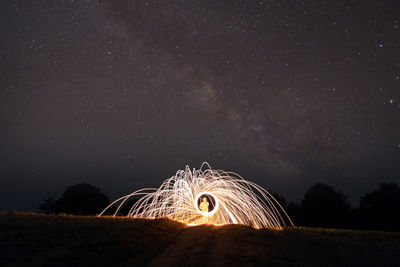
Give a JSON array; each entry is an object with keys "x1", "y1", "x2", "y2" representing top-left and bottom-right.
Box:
[{"x1": 1, "y1": 212, "x2": 399, "y2": 266}]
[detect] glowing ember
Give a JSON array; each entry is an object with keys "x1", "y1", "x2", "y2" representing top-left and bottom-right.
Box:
[{"x1": 99, "y1": 163, "x2": 293, "y2": 229}]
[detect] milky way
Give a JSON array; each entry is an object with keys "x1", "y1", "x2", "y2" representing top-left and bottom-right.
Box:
[{"x1": 1, "y1": 0, "x2": 399, "y2": 210}]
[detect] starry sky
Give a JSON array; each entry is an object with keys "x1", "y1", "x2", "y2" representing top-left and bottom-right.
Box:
[{"x1": 1, "y1": 0, "x2": 399, "y2": 211}]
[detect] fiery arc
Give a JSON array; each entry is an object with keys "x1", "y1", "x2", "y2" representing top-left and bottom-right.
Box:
[{"x1": 99, "y1": 163, "x2": 294, "y2": 229}]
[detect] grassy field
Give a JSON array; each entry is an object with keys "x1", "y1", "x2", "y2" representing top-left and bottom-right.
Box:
[{"x1": 1, "y1": 211, "x2": 399, "y2": 266}]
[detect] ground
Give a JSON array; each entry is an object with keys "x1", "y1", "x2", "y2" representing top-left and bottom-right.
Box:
[{"x1": 1, "y1": 211, "x2": 399, "y2": 266}]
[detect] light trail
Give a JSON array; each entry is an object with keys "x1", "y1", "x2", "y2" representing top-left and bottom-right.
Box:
[{"x1": 99, "y1": 163, "x2": 293, "y2": 229}]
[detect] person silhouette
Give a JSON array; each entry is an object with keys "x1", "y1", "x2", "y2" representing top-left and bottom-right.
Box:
[{"x1": 199, "y1": 197, "x2": 209, "y2": 213}]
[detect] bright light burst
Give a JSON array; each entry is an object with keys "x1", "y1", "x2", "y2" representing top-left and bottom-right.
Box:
[{"x1": 99, "y1": 163, "x2": 294, "y2": 229}]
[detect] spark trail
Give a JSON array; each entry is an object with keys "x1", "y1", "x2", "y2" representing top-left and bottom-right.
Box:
[{"x1": 99, "y1": 163, "x2": 293, "y2": 229}]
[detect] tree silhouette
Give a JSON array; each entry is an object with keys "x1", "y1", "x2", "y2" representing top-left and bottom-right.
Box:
[
  {"x1": 268, "y1": 191, "x2": 296, "y2": 226},
  {"x1": 301, "y1": 183, "x2": 350, "y2": 228},
  {"x1": 358, "y1": 183, "x2": 400, "y2": 231},
  {"x1": 38, "y1": 197, "x2": 56, "y2": 214},
  {"x1": 285, "y1": 202, "x2": 301, "y2": 225},
  {"x1": 270, "y1": 191, "x2": 287, "y2": 209},
  {"x1": 55, "y1": 183, "x2": 110, "y2": 215}
]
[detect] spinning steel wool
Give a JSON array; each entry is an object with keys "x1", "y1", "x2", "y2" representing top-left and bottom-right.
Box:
[{"x1": 99, "y1": 163, "x2": 293, "y2": 229}]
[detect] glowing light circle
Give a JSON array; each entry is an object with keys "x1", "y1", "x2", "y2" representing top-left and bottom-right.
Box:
[{"x1": 194, "y1": 191, "x2": 219, "y2": 217}]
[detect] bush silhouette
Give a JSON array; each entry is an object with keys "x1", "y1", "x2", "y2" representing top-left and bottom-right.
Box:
[
  {"x1": 358, "y1": 183, "x2": 400, "y2": 231},
  {"x1": 38, "y1": 197, "x2": 56, "y2": 214},
  {"x1": 54, "y1": 183, "x2": 110, "y2": 215},
  {"x1": 301, "y1": 183, "x2": 350, "y2": 228},
  {"x1": 285, "y1": 202, "x2": 301, "y2": 225}
]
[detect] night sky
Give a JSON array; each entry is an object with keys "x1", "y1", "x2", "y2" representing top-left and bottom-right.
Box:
[{"x1": 1, "y1": 0, "x2": 399, "y2": 211}]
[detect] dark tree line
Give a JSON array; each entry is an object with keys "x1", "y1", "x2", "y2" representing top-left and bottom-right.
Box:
[
  {"x1": 40, "y1": 182, "x2": 400, "y2": 231},
  {"x1": 39, "y1": 183, "x2": 110, "y2": 215},
  {"x1": 283, "y1": 182, "x2": 400, "y2": 232},
  {"x1": 39, "y1": 183, "x2": 138, "y2": 216}
]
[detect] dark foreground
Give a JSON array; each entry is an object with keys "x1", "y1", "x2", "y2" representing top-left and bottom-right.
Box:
[{"x1": 1, "y1": 212, "x2": 399, "y2": 266}]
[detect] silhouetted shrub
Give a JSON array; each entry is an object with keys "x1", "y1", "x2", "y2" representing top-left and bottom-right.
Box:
[
  {"x1": 38, "y1": 197, "x2": 56, "y2": 214},
  {"x1": 270, "y1": 192, "x2": 287, "y2": 209},
  {"x1": 285, "y1": 202, "x2": 301, "y2": 225},
  {"x1": 301, "y1": 183, "x2": 350, "y2": 228},
  {"x1": 54, "y1": 183, "x2": 110, "y2": 215},
  {"x1": 356, "y1": 183, "x2": 400, "y2": 231}
]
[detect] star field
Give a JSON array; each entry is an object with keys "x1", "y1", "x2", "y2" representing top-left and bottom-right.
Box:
[{"x1": 0, "y1": 0, "x2": 399, "y2": 210}]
